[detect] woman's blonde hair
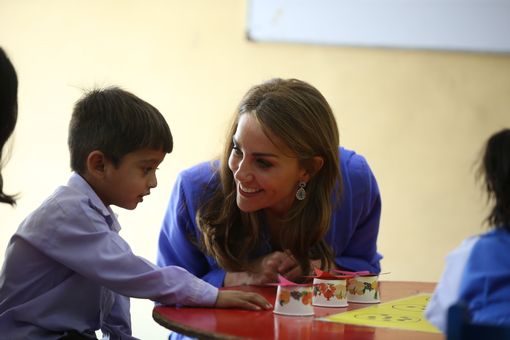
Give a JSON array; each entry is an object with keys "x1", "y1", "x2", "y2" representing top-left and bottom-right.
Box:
[{"x1": 197, "y1": 78, "x2": 342, "y2": 274}]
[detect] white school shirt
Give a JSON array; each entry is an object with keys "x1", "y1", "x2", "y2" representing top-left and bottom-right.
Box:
[
  {"x1": 0, "y1": 172, "x2": 218, "y2": 339},
  {"x1": 425, "y1": 236, "x2": 479, "y2": 332}
]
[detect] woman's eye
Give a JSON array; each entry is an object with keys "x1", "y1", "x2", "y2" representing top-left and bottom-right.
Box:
[
  {"x1": 256, "y1": 159, "x2": 272, "y2": 168},
  {"x1": 232, "y1": 146, "x2": 242, "y2": 156}
]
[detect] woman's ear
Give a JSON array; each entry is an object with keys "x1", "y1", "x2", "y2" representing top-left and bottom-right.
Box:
[
  {"x1": 301, "y1": 156, "x2": 325, "y2": 182},
  {"x1": 86, "y1": 150, "x2": 106, "y2": 179},
  {"x1": 311, "y1": 156, "x2": 325, "y2": 175}
]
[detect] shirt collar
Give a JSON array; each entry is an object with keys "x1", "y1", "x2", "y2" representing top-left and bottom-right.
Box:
[{"x1": 67, "y1": 172, "x2": 122, "y2": 232}]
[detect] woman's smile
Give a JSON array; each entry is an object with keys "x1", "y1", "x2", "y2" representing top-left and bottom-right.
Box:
[{"x1": 238, "y1": 183, "x2": 262, "y2": 195}]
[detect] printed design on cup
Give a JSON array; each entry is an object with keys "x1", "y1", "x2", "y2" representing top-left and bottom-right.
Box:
[
  {"x1": 278, "y1": 289, "x2": 313, "y2": 307},
  {"x1": 347, "y1": 279, "x2": 379, "y2": 299},
  {"x1": 313, "y1": 282, "x2": 346, "y2": 301},
  {"x1": 309, "y1": 268, "x2": 351, "y2": 307},
  {"x1": 332, "y1": 269, "x2": 383, "y2": 303},
  {"x1": 272, "y1": 275, "x2": 315, "y2": 316}
]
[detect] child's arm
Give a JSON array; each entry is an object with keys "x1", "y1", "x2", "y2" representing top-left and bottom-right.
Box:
[{"x1": 41, "y1": 198, "x2": 269, "y2": 309}]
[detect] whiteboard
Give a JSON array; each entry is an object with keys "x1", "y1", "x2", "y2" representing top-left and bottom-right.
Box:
[{"x1": 247, "y1": 0, "x2": 510, "y2": 53}]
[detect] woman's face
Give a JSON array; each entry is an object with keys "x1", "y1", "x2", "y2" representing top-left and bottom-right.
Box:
[{"x1": 228, "y1": 114, "x2": 307, "y2": 216}]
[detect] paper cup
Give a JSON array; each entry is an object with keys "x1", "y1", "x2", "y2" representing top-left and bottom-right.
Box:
[
  {"x1": 312, "y1": 278, "x2": 348, "y2": 307},
  {"x1": 273, "y1": 285, "x2": 314, "y2": 316},
  {"x1": 347, "y1": 275, "x2": 380, "y2": 303}
]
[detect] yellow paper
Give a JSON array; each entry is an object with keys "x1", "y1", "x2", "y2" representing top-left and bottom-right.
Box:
[{"x1": 319, "y1": 293, "x2": 440, "y2": 333}]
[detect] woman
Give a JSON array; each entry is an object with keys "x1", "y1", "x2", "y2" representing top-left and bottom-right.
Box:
[
  {"x1": 157, "y1": 78, "x2": 382, "y2": 288},
  {"x1": 0, "y1": 47, "x2": 18, "y2": 206}
]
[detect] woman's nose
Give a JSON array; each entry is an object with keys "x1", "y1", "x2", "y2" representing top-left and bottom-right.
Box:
[{"x1": 233, "y1": 159, "x2": 253, "y2": 182}]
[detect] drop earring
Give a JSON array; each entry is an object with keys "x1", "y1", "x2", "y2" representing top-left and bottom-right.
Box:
[{"x1": 296, "y1": 181, "x2": 306, "y2": 201}]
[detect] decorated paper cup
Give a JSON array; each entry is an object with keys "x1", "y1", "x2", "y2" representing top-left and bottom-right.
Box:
[
  {"x1": 346, "y1": 275, "x2": 380, "y2": 303},
  {"x1": 273, "y1": 285, "x2": 314, "y2": 316},
  {"x1": 312, "y1": 278, "x2": 348, "y2": 307}
]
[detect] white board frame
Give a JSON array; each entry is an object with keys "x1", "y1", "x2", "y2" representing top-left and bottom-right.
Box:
[{"x1": 247, "y1": 0, "x2": 510, "y2": 53}]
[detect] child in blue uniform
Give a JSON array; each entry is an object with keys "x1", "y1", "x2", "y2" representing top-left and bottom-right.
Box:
[
  {"x1": 426, "y1": 128, "x2": 510, "y2": 331},
  {"x1": 0, "y1": 87, "x2": 270, "y2": 339}
]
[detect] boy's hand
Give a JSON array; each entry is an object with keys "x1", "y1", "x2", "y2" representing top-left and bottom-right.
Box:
[{"x1": 215, "y1": 290, "x2": 273, "y2": 310}]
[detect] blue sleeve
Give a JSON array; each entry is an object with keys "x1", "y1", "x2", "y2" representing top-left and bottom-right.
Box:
[
  {"x1": 328, "y1": 148, "x2": 382, "y2": 274},
  {"x1": 458, "y1": 230, "x2": 510, "y2": 326},
  {"x1": 157, "y1": 166, "x2": 226, "y2": 288}
]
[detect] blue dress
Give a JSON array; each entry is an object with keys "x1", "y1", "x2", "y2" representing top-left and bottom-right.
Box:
[
  {"x1": 459, "y1": 229, "x2": 510, "y2": 325},
  {"x1": 157, "y1": 147, "x2": 383, "y2": 287}
]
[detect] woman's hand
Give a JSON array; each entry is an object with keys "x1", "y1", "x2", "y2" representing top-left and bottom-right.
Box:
[
  {"x1": 215, "y1": 290, "x2": 273, "y2": 310},
  {"x1": 224, "y1": 251, "x2": 300, "y2": 286},
  {"x1": 223, "y1": 251, "x2": 338, "y2": 286},
  {"x1": 274, "y1": 253, "x2": 337, "y2": 280}
]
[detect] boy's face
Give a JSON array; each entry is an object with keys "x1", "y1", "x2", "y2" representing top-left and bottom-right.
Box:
[{"x1": 101, "y1": 148, "x2": 166, "y2": 210}]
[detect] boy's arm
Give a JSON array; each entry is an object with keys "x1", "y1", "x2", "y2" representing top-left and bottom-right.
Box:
[
  {"x1": 34, "y1": 197, "x2": 219, "y2": 307},
  {"x1": 49, "y1": 219, "x2": 266, "y2": 309}
]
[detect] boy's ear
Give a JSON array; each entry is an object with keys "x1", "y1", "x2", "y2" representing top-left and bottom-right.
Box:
[{"x1": 86, "y1": 151, "x2": 107, "y2": 178}]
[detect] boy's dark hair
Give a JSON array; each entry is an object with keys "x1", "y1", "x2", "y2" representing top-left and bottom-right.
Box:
[
  {"x1": 68, "y1": 87, "x2": 173, "y2": 174},
  {"x1": 0, "y1": 47, "x2": 18, "y2": 206},
  {"x1": 479, "y1": 128, "x2": 510, "y2": 231}
]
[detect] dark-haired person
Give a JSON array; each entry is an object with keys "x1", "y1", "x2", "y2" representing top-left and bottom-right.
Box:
[
  {"x1": 157, "y1": 78, "x2": 382, "y2": 292},
  {"x1": 0, "y1": 47, "x2": 18, "y2": 206},
  {"x1": 426, "y1": 128, "x2": 510, "y2": 332},
  {"x1": 0, "y1": 87, "x2": 270, "y2": 340}
]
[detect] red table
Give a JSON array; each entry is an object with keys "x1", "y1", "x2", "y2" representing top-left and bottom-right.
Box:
[{"x1": 153, "y1": 281, "x2": 442, "y2": 340}]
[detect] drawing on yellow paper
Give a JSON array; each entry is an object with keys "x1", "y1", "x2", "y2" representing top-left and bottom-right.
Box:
[{"x1": 319, "y1": 293, "x2": 440, "y2": 333}]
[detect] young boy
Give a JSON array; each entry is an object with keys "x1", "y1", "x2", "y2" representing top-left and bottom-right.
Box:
[{"x1": 0, "y1": 87, "x2": 271, "y2": 339}]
